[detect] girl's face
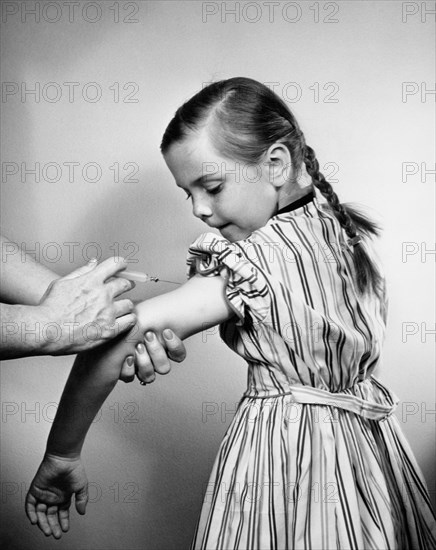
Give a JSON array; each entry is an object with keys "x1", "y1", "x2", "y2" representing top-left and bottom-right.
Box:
[{"x1": 163, "y1": 131, "x2": 279, "y2": 242}]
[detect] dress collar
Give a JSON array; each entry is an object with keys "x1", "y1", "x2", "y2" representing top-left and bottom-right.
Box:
[{"x1": 273, "y1": 189, "x2": 315, "y2": 216}]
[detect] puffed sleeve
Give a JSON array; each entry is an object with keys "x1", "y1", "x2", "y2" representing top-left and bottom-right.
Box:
[{"x1": 186, "y1": 232, "x2": 271, "y2": 327}]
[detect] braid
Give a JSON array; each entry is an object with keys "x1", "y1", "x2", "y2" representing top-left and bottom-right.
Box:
[
  {"x1": 304, "y1": 146, "x2": 358, "y2": 238},
  {"x1": 303, "y1": 144, "x2": 383, "y2": 297}
]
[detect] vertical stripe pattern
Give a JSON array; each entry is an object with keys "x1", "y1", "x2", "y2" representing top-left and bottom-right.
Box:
[{"x1": 186, "y1": 190, "x2": 436, "y2": 549}]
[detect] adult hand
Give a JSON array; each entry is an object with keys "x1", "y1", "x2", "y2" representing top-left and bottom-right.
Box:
[
  {"x1": 25, "y1": 454, "x2": 88, "y2": 539},
  {"x1": 38, "y1": 257, "x2": 136, "y2": 355},
  {"x1": 119, "y1": 329, "x2": 187, "y2": 384}
]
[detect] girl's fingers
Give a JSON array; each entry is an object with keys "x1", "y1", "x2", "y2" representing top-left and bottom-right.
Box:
[
  {"x1": 119, "y1": 356, "x2": 135, "y2": 383},
  {"x1": 36, "y1": 503, "x2": 52, "y2": 536},
  {"x1": 59, "y1": 508, "x2": 70, "y2": 532},
  {"x1": 25, "y1": 494, "x2": 38, "y2": 524},
  {"x1": 46, "y1": 506, "x2": 62, "y2": 539},
  {"x1": 75, "y1": 485, "x2": 89, "y2": 515}
]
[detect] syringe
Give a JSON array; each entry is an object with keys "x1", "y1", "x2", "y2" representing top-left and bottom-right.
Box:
[{"x1": 115, "y1": 270, "x2": 181, "y2": 285}]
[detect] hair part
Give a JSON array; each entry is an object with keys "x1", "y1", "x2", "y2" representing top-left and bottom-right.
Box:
[{"x1": 161, "y1": 77, "x2": 383, "y2": 297}]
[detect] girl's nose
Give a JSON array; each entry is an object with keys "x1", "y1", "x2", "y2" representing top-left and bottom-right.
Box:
[{"x1": 192, "y1": 197, "x2": 213, "y2": 220}]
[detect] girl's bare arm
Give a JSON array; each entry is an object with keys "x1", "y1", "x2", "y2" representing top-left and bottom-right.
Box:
[
  {"x1": 26, "y1": 273, "x2": 234, "y2": 538},
  {"x1": 46, "y1": 273, "x2": 234, "y2": 458}
]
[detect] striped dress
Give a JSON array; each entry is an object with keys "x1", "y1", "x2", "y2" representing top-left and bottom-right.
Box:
[{"x1": 186, "y1": 188, "x2": 436, "y2": 550}]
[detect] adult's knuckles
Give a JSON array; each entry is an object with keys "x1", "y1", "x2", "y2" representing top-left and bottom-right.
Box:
[
  {"x1": 100, "y1": 327, "x2": 117, "y2": 340},
  {"x1": 111, "y1": 278, "x2": 131, "y2": 294},
  {"x1": 96, "y1": 309, "x2": 116, "y2": 327}
]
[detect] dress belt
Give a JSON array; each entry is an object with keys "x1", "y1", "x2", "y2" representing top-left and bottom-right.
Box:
[{"x1": 243, "y1": 382, "x2": 399, "y2": 421}]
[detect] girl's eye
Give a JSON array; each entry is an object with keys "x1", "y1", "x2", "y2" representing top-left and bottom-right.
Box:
[{"x1": 207, "y1": 184, "x2": 223, "y2": 195}]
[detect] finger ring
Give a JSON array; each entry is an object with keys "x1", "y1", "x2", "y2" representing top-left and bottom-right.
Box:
[{"x1": 140, "y1": 381, "x2": 147, "y2": 386}]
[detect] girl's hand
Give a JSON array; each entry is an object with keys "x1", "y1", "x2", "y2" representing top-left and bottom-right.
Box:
[
  {"x1": 119, "y1": 329, "x2": 186, "y2": 384},
  {"x1": 25, "y1": 454, "x2": 88, "y2": 539}
]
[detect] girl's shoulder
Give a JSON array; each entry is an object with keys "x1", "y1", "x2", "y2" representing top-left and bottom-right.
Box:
[{"x1": 245, "y1": 194, "x2": 330, "y2": 245}]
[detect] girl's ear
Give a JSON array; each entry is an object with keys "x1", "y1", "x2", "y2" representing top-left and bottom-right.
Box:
[{"x1": 263, "y1": 143, "x2": 293, "y2": 188}]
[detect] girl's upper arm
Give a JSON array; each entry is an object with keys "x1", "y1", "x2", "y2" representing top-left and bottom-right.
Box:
[{"x1": 135, "y1": 274, "x2": 236, "y2": 340}]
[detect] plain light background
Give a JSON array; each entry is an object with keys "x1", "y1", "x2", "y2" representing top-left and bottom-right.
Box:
[{"x1": 0, "y1": 1, "x2": 434, "y2": 549}]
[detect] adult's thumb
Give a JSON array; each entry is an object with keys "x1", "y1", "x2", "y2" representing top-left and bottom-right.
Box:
[
  {"x1": 63, "y1": 259, "x2": 98, "y2": 280},
  {"x1": 75, "y1": 486, "x2": 89, "y2": 515}
]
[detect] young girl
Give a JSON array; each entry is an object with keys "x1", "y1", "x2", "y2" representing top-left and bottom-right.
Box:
[{"x1": 26, "y1": 77, "x2": 436, "y2": 549}]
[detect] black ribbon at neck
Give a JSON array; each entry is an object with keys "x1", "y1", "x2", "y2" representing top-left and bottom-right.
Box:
[{"x1": 274, "y1": 189, "x2": 315, "y2": 216}]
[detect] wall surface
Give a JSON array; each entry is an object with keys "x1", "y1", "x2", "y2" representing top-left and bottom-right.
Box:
[{"x1": 1, "y1": 1, "x2": 434, "y2": 549}]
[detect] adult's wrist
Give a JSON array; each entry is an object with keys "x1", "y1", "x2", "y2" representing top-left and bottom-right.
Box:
[
  {"x1": 2, "y1": 304, "x2": 59, "y2": 357},
  {"x1": 34, "y1": 303, "x2": 66, "y2": 356}
]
